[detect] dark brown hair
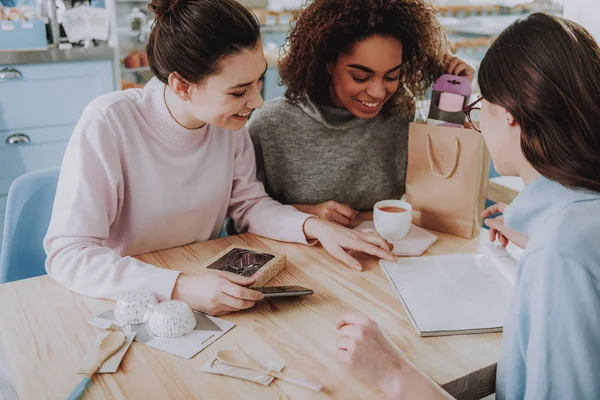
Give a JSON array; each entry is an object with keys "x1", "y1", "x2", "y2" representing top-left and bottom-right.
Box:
[
  {"x1": 479, "y1": 12, "x2": 600, "y2": 192},
  {"x1": 147, "y1": 0, "x2": 261, "y2": 84},
  {"x1": 279, "y1": 0, "x2": 446, "y2": 118}
]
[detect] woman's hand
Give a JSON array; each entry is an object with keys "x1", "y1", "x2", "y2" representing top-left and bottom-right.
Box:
[
  {"x1": 172, "y1": 272, "x2": 264, "y2": 317},
  {"x1": 303, "y1": 217, "x2": 394, "y2": 271},
  {"x1": 295, "y1": 201, "x2": 359, "y2": 226},
  {"x1": 336, "y1": 312, "x2": 452, "y2": 399},
  {"x1": 337, "y1": 312, "x2": 406, "y2": 394},
  {"x1": 481, "y1": 202, "x2": 529, "y2": 248},
  {"x1": 444, "y1": 53, "x2": 475, "y2": 82}
]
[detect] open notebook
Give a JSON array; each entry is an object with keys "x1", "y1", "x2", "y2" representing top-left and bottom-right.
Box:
[{"x1": 380, "y1": 231, "x2": 520, "y2": 337}]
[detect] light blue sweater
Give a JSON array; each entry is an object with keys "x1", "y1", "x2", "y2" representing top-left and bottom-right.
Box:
[{"x1": 497, "y1": 176, "x2": 600, "y2": 399}]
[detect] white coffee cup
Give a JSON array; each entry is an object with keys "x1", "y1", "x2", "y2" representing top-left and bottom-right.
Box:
[{"x1": 373, "y1": 200, "x2": 413, "y2": 241}]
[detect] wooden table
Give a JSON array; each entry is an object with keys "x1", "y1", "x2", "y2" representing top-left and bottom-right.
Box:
[{"x1": 0, "y1": 225, "x2": 502, "y2": 399}]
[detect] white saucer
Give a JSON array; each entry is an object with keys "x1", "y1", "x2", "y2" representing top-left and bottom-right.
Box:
[{"x1": 354, "y1": 221, "x2": 438, "y2": 256}]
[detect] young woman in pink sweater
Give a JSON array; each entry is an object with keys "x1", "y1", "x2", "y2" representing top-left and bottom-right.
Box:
[{"x1": 43, "y1": 0, "x2": 393, "y2": 316}]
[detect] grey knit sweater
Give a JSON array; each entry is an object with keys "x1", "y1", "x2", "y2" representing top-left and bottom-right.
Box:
[{"x1": 248, "y1": 96, "x2": 411, "y2": 211}]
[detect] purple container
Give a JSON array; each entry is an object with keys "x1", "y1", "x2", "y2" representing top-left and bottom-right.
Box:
[{"x1": 427, "y1": 74, "x2": 472, "y2": 128}]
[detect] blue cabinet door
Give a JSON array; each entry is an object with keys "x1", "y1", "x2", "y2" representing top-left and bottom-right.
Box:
[
  {"x1": 0, "y1": 125, "x2": 74, "y2": 196},
  {"x1": 0, "y1": 59, "x2": 115, "y2": 251},
  {"x1": 0, "y1": 60, "x2": 115, "y2": 131}
]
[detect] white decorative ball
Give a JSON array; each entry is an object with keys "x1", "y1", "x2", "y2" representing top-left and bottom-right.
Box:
[
  {"x1": 147, "y1": 301, "x2": 197, "y2": 338},
  {"x1": 114, "y1": 290, "x2": 158, "y2": 325}
]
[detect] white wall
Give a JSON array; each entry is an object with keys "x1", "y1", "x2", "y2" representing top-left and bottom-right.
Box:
[{"x1": 563, "y1": 0, "x2": 600, "y2": 41}]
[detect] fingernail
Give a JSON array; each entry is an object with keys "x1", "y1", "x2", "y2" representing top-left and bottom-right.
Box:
[{"x1": 354, "y1": 264, "x2": 363, "y2": 272}]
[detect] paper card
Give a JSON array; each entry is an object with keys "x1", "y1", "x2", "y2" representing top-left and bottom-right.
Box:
[
  {"x1": 61, "y1": 6, "x2": 109, "y2": 42},
  {"x1": 354, "y1": 221, "x2": 438, "y2": 256},
  {"x1": 88, "y1": 310, "x2": 235, "y2": 359},
  {"x1": 200, "y1": 358, "x2": 285, "y2": 386}
]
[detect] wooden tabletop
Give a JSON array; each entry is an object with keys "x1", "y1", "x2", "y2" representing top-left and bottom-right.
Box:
[{"x1": 0, "y1": 222, "x2": 502, "y2": 400}]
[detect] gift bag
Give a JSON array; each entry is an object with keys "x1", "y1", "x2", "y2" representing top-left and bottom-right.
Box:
[{"x1": 405, "y1": 122, "x2": 490, "y2": 239}]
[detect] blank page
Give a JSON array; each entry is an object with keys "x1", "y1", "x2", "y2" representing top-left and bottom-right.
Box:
[{"x1": 380, "y1": 254, "x2": 514, "y2": 336}]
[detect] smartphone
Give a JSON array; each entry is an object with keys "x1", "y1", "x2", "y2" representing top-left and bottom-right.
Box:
[{"x1": 254, "y1": 286, "x2": 314, "y2": 298}]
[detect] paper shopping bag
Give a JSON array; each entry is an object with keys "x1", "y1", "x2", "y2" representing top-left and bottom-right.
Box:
[{"x1": 406, "y1": 122, "x2": 490, "y2": 239}]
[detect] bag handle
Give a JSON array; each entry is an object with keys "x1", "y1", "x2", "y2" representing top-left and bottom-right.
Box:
[{"x1": 425, "y1": 134, "x2": 460, "y2": 179}]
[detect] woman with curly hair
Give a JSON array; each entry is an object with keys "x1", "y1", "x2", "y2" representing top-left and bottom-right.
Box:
[{"x1": 248, "y1": 0, "x2": 473, "y2": 226}]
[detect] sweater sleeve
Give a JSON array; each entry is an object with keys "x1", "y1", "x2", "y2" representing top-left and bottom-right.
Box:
[
  {"x1": 43, "y1": 103, "x2": 180, "y2": 301},
  {"x1": 518, "y1": 249, "x2": 600, "y2": 399},
  {"x1": 228, "y1": 127, "x2": 313, "y2": 244}
]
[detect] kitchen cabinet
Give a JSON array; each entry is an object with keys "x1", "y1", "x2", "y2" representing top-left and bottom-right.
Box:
[{"x1": 0, "y1": 57, "x2": 115, "y2": 246}]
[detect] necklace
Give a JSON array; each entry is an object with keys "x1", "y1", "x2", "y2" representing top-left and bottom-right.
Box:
[{"x1": 163, "y1": 85, "x2": 206, "y2": 130}]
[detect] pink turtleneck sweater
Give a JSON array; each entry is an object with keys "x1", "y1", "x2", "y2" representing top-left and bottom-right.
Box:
[{"x1": 44, "y1": 78, "x2": 311, "y2": 301}]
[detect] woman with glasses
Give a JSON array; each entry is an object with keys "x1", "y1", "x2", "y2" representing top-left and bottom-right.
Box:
[
  {"x1": 248, "y1": 0, "x2": 474, "y2": 229},
  {"x1": 334, "y1": 12, "x2": 600, "y2": 399},
  {"x1": 465, "y1": 96, "x2": 529, "y2": 248}
]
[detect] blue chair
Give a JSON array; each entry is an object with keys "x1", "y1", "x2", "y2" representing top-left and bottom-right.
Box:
[
  {"x1": 220, "y1": 217, "x2": 238, "y2": 238},
  {"x1": 0, "y1": 168, "x2": 60, "y2": 283}
]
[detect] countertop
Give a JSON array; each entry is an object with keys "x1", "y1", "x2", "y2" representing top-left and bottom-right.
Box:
[{"x1": 0, "y1": 46, "x2": 115, "y2": 66}]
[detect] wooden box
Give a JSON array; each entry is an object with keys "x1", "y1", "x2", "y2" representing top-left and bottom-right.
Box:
[{"x1": 202, "y1": 245, "x2": 286, "y2": 287}]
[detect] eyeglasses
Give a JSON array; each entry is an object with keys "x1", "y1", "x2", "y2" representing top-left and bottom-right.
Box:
[{"x1": 463, "y1": 96, "x2": 483, "y2": 133}]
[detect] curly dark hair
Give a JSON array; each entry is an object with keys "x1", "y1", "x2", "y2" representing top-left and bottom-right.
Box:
[{"x1": 279, "y1": 0, "x2": 447, "y2": 117}]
